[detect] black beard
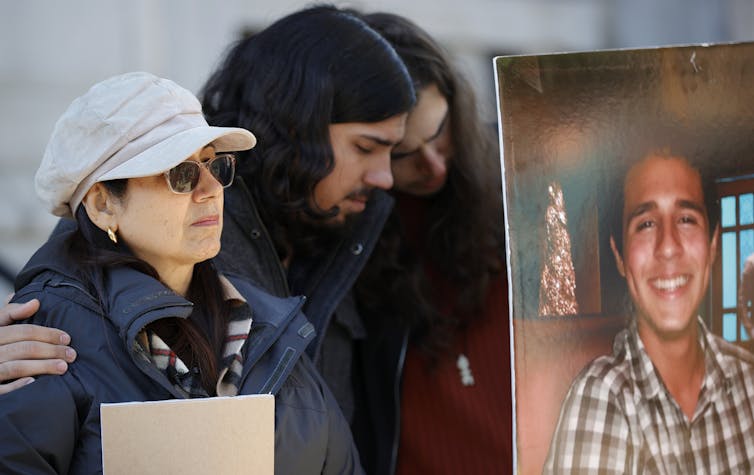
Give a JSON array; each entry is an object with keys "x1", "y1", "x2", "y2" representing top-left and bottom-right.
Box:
[{"x1": 284, "y1": 209, "x2": 360, "y2": 261}]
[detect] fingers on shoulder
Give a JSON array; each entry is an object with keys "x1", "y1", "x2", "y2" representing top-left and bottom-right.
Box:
[
  {"x1": 0, "y1": 359, "x2": 68, "y2": 384},
  {"x1": 0, "y1": 323, "x2": 70, "y2": 346},
  {"x1": 0, "y1": 339, "x2": 75, "y2": 364},
  {"x1": 0, "y1": 299, "x2": 41, "y2": 325}
]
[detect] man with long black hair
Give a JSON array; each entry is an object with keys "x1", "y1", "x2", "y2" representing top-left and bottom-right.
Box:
[{"x1": 198, "y1": 7, "x2": 415, "y2": 426}]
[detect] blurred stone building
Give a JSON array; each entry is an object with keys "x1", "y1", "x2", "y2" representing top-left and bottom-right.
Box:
[{"x1": 0, "y1": 0, "x2": 752, "y2": 295}]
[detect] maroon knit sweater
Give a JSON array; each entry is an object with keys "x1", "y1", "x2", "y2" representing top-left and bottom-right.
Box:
[{"x1": 395, "y1": 196, "x2": 514, "y2": 474}]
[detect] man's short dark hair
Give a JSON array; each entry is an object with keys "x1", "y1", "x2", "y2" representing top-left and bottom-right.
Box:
[{"x1": 609, "y1": 143, "x2": 720, "y2": 257}]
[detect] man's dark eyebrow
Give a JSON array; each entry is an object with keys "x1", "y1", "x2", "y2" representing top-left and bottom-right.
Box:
[
  {"x1": 626, "y1": 202, "x2": 657, "y2": 223},
  {"x1": 390, "y1": 111, "x2": 449, "y2": 159},
  {"x1": 677, "y1": 199, "x2": 706, "y2": 215}
]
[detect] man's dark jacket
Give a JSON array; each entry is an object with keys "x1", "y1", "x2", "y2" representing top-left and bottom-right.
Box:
[
  {"x1": 1, "y1": 229, "x2": 361, "y2": 474},
  {"x1": 217, "y1": 179, "x2": 405, "y2": 475}
]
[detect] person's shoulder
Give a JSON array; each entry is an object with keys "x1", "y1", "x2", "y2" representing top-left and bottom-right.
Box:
[
  {"x1": 12, "y1": 238, "x2": 106, "y2": 319},
  {"x1": 708, "y1": 332, "x2": 754, "y2": 369},
  {"x1": 11, "y1": 272, "x2": 105, "y2": 347},
  {"x1": 568, "y1": 338, "x2": 636, "y2": 400},
  {"x1": 546, "y1": 340, "x2": 635, "y2": 473},
  {"x1": 706, "y1": 335, "x2": 754, "y2": 402},
  {"x1": 14, "y1": 269, "x2": 98, "y2": 312}
]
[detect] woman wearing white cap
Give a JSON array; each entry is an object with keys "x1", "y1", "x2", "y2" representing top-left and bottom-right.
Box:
[{"x1": 0, "y1": 72, "x2": 361, "y2": 474}]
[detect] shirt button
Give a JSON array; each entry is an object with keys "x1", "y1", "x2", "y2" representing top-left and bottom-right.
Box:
[
  {"x1": 350, "y1": 243, "x2": 364, "y2": 255},
  {"x1": 250, "y1": 229, "x2": 261, "y2": 239}
]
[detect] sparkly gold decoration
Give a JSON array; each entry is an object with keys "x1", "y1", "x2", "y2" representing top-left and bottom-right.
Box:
[{"x1": 538, "y1": 182, "x2": 579, "y2": 316}]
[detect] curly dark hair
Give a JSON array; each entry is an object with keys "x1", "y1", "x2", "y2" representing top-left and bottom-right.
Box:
[
  {"x1": 201, "y1": 5, "x2": 415, "y2": 259},
  {"x1": 355, "y1": 13, "x2": 505, "y2": 357}
]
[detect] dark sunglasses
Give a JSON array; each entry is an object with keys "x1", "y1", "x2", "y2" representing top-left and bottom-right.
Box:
[{"x1": 163, "y1": 153, "x2": 236, "y2": 194}]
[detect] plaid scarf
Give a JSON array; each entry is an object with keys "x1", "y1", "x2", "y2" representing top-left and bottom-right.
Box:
[{"x1": 145, "y1": 278, "x2": 253, "y2": 398}]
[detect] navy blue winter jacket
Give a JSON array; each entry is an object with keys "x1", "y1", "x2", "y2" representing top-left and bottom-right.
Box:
[{"x1": 0, "y1": 230, "x2": 362, "y2": 474}]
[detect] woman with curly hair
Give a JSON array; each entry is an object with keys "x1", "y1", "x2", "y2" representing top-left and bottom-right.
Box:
[{"x1": 354, "y1": 13, "x2": 513, "y2": 475}]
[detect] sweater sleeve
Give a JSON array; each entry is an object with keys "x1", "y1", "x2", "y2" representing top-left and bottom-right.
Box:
[{"x1": 0, "y1": 375, "x2": 82, "y2": 474}]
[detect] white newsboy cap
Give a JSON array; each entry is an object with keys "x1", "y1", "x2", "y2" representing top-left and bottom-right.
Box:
[{"x1": 36, "y1": 71, "x2": 256, "y2": 218}]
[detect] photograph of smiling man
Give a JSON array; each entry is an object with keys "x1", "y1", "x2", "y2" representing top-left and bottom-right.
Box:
[
  {"x1": 495, "y1": 42, "x2": 754, "y2": 474},
  {"x1": 545, "y1": 149, "x2": 754, "y2": 474}
]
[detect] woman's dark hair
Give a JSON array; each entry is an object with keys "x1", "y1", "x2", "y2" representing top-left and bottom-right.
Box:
[
  {"x1": 201, "y1": 5, "x2": 416, "y2": 259},
  {"x1": 355, "y1": 13, "x2": 505, "y2": 358},
  {"x1": 70, "y1": 180, "x2": 230, "y2": 394}
]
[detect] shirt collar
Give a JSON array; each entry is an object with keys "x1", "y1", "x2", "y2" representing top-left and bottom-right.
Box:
[
  {"x1": 621, "y1": 321, "x2": 665, "y2": 401},
  {"x1": 218, "y1": 274, "x2": 247, "y2": 304},
  {"x1": 698, "y1": 318, "x2": 735, "y2": 396},
  {"x1": 624, "y1": 316, "x2": 731, "y2": 404}
]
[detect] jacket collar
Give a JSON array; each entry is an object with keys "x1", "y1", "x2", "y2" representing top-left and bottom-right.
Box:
[
  {"x1": 221, "y1": 177, "x2": 291, "y2": 297},
  {"x1": 103, "y1": 266, "x2": 193, "y2": 347},
  {"x1": 286, "y1": 189, "x2": 394, "y2": 360},
  {"x1": 105, "y1": 268, "x2": 311, "y2": 356},
  {"x1": 17, "y1": 226, "x2": 309, "y2": 350},
  {"x1": 16, "y1": 225, "x2": 84, "y2": 290},
  {"x1": 623, "y1": 316, "x2": 735, "y2": 405},
  {"x1": 223, "y1": 178, "x2": 395, "y2": 360}
]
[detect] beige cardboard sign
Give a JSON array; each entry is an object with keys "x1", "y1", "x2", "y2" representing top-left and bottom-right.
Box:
[{"x1": 101, "y1": 394, "x2": 274, "y2": 475}]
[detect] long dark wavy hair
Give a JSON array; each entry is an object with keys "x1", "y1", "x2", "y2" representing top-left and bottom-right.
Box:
[
  {"x1": 69, "y1": 180, "x2": 231, "y2": 394},
  {"x1": 355, "y1": 13, "x2": 505, "y2": 357},
  {"x1": 201, "y1": 5, "x2": 415, "y2": 259}
]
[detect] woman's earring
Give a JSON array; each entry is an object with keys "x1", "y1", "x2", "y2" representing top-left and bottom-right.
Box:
[{"x1": 107, "y1": 227, "x2": 118, "y2": 244}]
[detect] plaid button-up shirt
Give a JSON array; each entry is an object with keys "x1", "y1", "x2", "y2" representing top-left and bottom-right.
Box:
[{"x1": 544, "y1": 317, "x2": 754, "y2": 474}]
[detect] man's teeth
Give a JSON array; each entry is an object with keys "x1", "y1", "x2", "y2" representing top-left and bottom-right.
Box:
[{"x1": 653, "y1": 275, "x2": 688, "y2": 291}]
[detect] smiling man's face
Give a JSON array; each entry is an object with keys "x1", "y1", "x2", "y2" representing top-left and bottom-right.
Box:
[{"x1": 611, "y1": 154, "x2": 718, "y2": 341}]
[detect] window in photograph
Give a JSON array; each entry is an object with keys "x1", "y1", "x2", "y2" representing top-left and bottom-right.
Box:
[{"x1": 714, "y1": 176, "x2": 754, "y2": 345}]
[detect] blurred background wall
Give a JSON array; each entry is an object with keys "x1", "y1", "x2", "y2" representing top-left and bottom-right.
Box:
[{"x1": 0, "y1": 0, "x2": 752, "y2": 296}]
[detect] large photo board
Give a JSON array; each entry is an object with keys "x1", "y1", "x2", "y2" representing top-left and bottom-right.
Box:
[{"x1": 495, "y1": 42, "x2": 754, "y2": 473}]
